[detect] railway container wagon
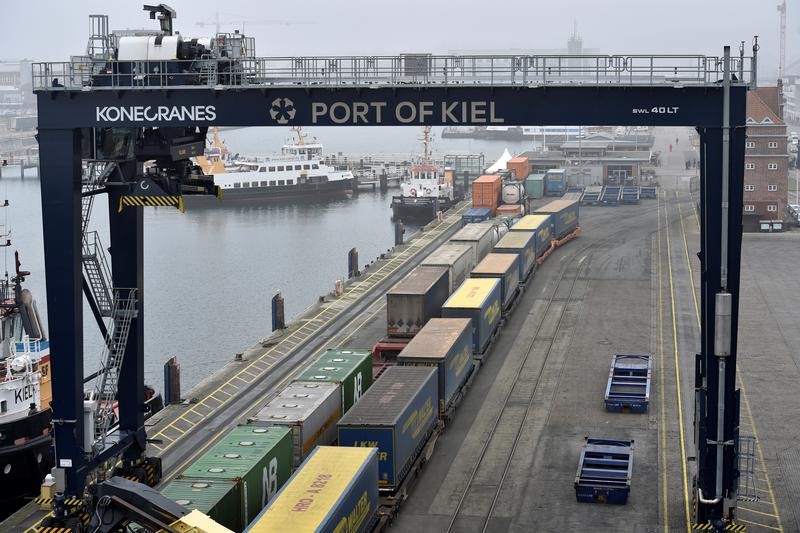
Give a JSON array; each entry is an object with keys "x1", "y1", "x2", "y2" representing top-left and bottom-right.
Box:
[
  {"x1": 397, "y1": 318, "x2": 473, "y2": 415},
  {"x1": 510, "y1": 214, "x2": 554, "y2": 258},
  {"x1": 470, "y1": 253, "x2": 520, "y2": 310},
  {"x1": 449, "y1": 221, "x2": 498, "y2": 265},
  {"x1": 420, "y1": 243, "x2": 474, "y2": 293},
  {"x1": 162, "y1": 479, "x2": 244, "y2": 532},
  {"x1": 493, "y1": 231, "x2": 536, "y2": 282},
  {"x1": 386, "y1": 266, "x2": 450, "y2": 338},
  {"x1": 165, "y1": 425, "x2": 294, "y2": 531},
  {"x1": 337, "y1": 366, "x2": 438, "y2": 492},
  {"x1": 441, "y1": 278, "x2": 502, "y2": 353},
  {"x1": 294, "y1": 348, "x2": 373, "y2": 414},
  {"x1": 248, "y1": 382, "x2": 341, "y2": 467},
  {"x1": 245, "y1": 446, "x2": 379, "y2": 533},
  {"x1": 534, "y1": 199, "x2": 580, "y2": 240}
]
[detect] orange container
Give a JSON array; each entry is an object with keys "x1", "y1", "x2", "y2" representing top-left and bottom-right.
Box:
[
  {"x1": 506, "y1": 157, "x2": 529, "y2": 181},
  {"x1": 496, "y1": 204, "x2": 524, "y2": 217},
  {"x1": 472, "y1": 174, "x2": 502, "y2": 214}
]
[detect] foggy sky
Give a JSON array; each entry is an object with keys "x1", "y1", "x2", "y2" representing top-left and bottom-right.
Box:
[{"x1": 0, "y1": 0, "x2": 792, "y2": 80}]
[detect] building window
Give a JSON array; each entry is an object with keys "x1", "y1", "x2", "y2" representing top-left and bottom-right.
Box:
[
  {"x1": 768, "y1": 141, "x2": 778, "y2": 148},
  {"x1": 745, "y1": 163, "x2": 755, "y2": 170},
  {"x1": 261, "y1": 181, "x2": 268, "y2": 187},
  {"x1": 259, "y1": 167, "x2": 267, "y2": 172},
  {"x1": 0, "y1": 400, "x2": 6, "y2": 413},
  {"x1": 312, "y1": 164, "x2": 319, "y2": 169},
  {"x1": 768, "y1": 184, "x2": 777, "y2": 191},
  {"x1": 233, "y1": 182, "x2": 241, "y2": 188},
  {"x1": 295, "y1": 165, "x2": 302, "y2": 170},
  {"x1": 269, "y1": 166, "x2": 276, "y2": 172},
  {"x1": 744, "y1": 205, "x2": 755, "y2": 212},
  {"x1": 767, "y1": 205, "x2": 777, "y2": 212},
  {"x1": 745, "y1": 184, "x2": 755, "y2": 191},
  {"x1": 303, "y1": 164, "x2": 310, "y2": 170},
  {"x1": 277, "y1": 166, "x2": 285, "y2": 171},
  {"x1": 768, "y1": 163, "x2": 778, "y2": 170},
  {"x1": 746, "y1": 141, "x2": 755, "y2": 148},
  {"x1": 269, "y1": 180, "x2": 276, "y2": 186},
  {"x1": 278, "y1": 180, "x2": 285, "y2": 186},
  {"x1": 286, "y1": 179, "x2": 294, "y2": 185},
  {"x1": 241, "y1": 182, "x2": 250, "y2": 188}
]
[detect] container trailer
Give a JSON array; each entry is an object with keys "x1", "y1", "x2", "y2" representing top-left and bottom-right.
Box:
[
  {"x1": 470, "y1": 253, "x2": 520, "y2": 310},
  {"x1": 533, "y1": 199, "x2": 580, "y2": 239},
  {"x1": 248, "y1": 382, "x2": 341, "y2": 467},
  {"x1": 337, "y1": 366, "x2": 438, "y2": 492},
  {"x1": 245, "y1": 446, "x2": 379, "y2": 533},
  {"x1": 386, "y1": 266, "x2": 450, "y2": 338},
  {"x1": 441, "y1": 278, "x2": 502, "y2": 354},
  {"x1": 294, "y1": 349, "x2": 373, "y2": 414},
  {"x1": 397, "y1": 318, "x2": 473, "y2": 415},
  {"x1": 420, "y1": 243, "x2": 474, "y2": 293}
]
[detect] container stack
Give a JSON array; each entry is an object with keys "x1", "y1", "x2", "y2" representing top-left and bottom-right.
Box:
[
  {"x1": 506, "y1": 156, "x2": 529, "y2": 181},
  {"x1": 471, "y1": 174, "x2": 502, "y2": 216}
]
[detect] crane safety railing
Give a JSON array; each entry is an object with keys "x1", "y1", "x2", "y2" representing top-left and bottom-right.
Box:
[{"x1": 32, "y1": 54, "x2": 754, "y2": 91}]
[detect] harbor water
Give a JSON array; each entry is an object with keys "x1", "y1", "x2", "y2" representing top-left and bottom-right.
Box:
[{"x1": 5, "y1": 127, "x2": 537, "y2": 391}]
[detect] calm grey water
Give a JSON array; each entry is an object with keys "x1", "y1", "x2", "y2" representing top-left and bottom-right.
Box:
[{"x1": 5, "y1": 127, "x2": 535, "y2": 391}]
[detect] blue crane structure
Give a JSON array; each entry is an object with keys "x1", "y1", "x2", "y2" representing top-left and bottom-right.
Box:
[{"x1": 31, "y1": 5, "x2": 754, "y2": 532}]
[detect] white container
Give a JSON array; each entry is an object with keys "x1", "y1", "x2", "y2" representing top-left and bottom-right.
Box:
[
  {"x1": 421, "y1": 243, "x2": 474, "y2": 293},
  {"x1": 449, "y1": 221, "x2": 498, "y2": 265},
  {"x1": 249, "y1": 382, "x2": 341, "y2": 467}
]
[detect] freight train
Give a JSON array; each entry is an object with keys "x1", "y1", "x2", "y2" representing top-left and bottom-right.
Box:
[{"x1": 161, "y1": 200, "x2": 581, "y2": 532}]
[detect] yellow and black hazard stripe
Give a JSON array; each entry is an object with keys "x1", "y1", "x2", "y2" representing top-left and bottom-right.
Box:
[
  {"x1": 692, "y1": 523, "x2": 746, "y2": 532},
  {"x1": 35, "y1": 527, "x2": 75, "y2": 533},
  {"x1": 118, "y1": 195, "x2": 185, "y2": 213},
  {"x1": 34, "y1": 497, "x2": 82, "y2": 508},
  {"x1": 144, "y1": 461, "x2": 157, "y2": 486}
]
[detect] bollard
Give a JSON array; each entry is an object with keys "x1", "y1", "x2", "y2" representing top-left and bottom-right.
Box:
[
  {"x1": 163, "y1": 356, "x2": 181, "y2": 405},
  {"x1": 272, "y1": 291, "x2": 286, "y2": 331},
  {"x1": 348, "y1": 247, "x2": 359, "y2": 278}
]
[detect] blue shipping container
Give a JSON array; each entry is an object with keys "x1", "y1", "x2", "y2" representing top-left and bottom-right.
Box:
[
  {"x1": 397, "y1": 318, "x2": 474, "y2": 414},
  {"x1": 441, "y1": 278, "x2": 502, "y2": 353},
  {"x1": 510, "y1": 214, "x2": 554, "y2": 258},
  {"x1": 337, "y1": 366, "x2": 438, "y2": 491},
  {"x1": 493, "y1": 231, "x2": 536, "y2": 281},
  {"x1": 461, "y1": 207, "x2": 492, "y2": 226},
  {"x1": 545, "y1": 169, "x2": 566, "y2": 196},
  {"x1": 534, "y1": 199, "x2": 580, "y2": 239}
]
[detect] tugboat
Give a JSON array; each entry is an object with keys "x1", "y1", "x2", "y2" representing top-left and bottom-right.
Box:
[
  {"x1": 192, "y1": 127, "x2": 354, "y2": 202},
  {"x1": 391, "y1": 127, "x2": 456, "y2": 223},
  {"x1": 0, "y1": 250, "x2": 52, "y2": 519}
]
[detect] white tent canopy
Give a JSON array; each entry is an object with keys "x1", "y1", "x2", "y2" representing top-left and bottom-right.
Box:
[{"x1": 486, "y1": 148, "x2": 512, "y2": 173}]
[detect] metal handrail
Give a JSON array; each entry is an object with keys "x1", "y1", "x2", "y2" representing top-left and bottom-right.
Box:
[{"x1": 32, "y1": 53, "x2": 753, "y2": 91}]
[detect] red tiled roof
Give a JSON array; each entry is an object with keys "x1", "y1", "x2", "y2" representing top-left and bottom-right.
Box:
[{"x1": 746, "y1": 91, "x2": 783, "y2": 125}]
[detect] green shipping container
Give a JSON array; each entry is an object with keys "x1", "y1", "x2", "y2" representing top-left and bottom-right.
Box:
[
  {"x1": 293, "y1": 348, "x2": 373, "y2": 414},
  {"x1": 162, "y1": 478, "x2": 243, "y2": 532},
  {"x1": 525, "y1": 175, "x2": 545, "y2": 199},
  {"x1": 176, "y1": 425, "x2": 293, "y2": 530}
]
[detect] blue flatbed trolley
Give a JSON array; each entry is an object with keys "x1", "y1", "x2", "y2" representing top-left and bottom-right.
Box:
[
  {"x1": 604, "y1": 354, "x2": 651, "y2": 413},
  {"x1": 574, "y1": 438, "x2": 634, "y2": 504}
]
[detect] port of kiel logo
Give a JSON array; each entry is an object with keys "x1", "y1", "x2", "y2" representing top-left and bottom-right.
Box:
[{"x1": 269, "y1": 98, "x2": 296, "y2": 124}]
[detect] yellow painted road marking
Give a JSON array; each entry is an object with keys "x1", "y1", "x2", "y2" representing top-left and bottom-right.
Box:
[
  {"x1": 664, "y1": 191, "x2": 693, "y2": 532},
  {"x1": 738, "y1": 518, "x2": 783, "y2": 531},
  {"x1": 738, "y1": 507, "x2": 780, "y2": 518},
  {"x1": 679, "y1": 192, "x2": 784, "y2": 532},
  {"x1": 657, "y1": 193, "x2": 670, "y2": 533}
]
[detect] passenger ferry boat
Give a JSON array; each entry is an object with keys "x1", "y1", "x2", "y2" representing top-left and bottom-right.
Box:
[
  {"x1": 194, "y1": 128, "x2": 353, "y2": 201},
  {"x1": 391, "y1": 127, "x2": 456, "y2": 222},
  {"x1": 0, "y1": 252, "x2": 52, "y2": 517}
]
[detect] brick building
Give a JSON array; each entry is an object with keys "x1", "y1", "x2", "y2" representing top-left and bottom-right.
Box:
[{"x1": 743, "y1": 87, "x2": 789, "y2": 232}]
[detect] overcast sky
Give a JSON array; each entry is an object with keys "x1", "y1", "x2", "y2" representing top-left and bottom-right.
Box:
[{"x1": 0, "y1": 0, "x2": 794, "y2": 80}]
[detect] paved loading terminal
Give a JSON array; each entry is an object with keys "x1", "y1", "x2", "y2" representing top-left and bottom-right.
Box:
[
  {"x1": 139, "y1": 128, "x2": 795, "y2": 532},
  {"x1": 7, "y1": 118, "x2": 799, "y2": 532}
]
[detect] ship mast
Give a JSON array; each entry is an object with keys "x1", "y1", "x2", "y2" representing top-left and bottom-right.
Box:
[
  {"x1": 290, "y1": 126, "x2": 308, "y2": 146},
  {"x1": 420, "y1": 126, "x2": 432, "y2": 163}
]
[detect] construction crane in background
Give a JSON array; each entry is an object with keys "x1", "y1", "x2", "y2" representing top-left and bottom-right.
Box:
[
  {"x1": 195, "y1": 12, "x2": 314, "y2": 34},
  {"x1": 778, "y1": 0, "x2": 787, "y2": 80}
]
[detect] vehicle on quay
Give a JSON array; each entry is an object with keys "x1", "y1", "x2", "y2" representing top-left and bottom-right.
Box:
[{"x1": 194, "y1": 127, "x2": 354, "y2": 202}]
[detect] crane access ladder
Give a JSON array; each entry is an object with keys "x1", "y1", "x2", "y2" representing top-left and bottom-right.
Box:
[
  {"x1": 90, "y1": 288, "x2": 138, "y2": 453},
  {"x1": 82, "y1": 161, "x2": 117, "y2": 317}
]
